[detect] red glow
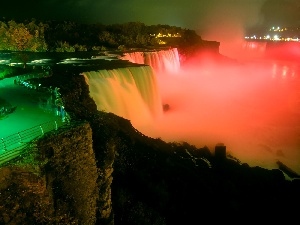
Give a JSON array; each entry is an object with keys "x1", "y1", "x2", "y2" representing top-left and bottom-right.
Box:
[
  {"x1": 135, "y1": 47, "x2": 300, "y2": 174},
  {"x1": 265, "y1": 42, "x2": 300, "y2": 61}
]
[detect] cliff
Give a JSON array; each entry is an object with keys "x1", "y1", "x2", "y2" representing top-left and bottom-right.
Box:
[
  {"x1": 0, "y1": 121, "x2": 109, "y2": 225},
  {"x1": 0, "y1": 48, "x2": 300, "y2": 224}
]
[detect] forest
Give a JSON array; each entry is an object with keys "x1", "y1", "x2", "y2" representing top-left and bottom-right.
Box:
[{"x1": 0, "y1": 18, "x2": 202, "y2": 52}]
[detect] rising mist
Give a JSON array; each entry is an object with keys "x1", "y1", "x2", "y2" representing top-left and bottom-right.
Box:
[{"x1": 133, "y1": 47, "x2": 300, "y2": 174}]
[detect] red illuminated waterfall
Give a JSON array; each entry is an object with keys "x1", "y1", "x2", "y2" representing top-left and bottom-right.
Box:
[
  {"x1": 241, "y1": 41, "x2": 267, "y2": 58},
  {"x1": 83, "y1": 46, "x2": 300, "y2": 175},
  {"x1": 81, "y1": 66, "x2": 163, "y2": 126},
  {"x1": 120, "y1": 48, "x2": 180, "y2": 74},
  {"x1": 242, "y1": 41, "x2": 300, "y2": 60}
]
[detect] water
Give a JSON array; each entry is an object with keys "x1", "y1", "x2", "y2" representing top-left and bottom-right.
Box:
[
  {"x1": 124, "y1": 45, "x2": 300, "y2": 175},
  {"x1": 82, "y1": 66, "x2": 163, "y2": 125},
  {"x1": 3, "y1": 47, "x2": 298, "y2": 174},
  {"x1": 120, "y1": 48, "x2": 180, "y2": 74}
]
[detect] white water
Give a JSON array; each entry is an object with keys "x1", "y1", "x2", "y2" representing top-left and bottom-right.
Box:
[
  {"x1": 85, "y1": 47, "x2": 300, "y2": 175},
  {"x1": 120, "y1": 48, "x2": 180, "y2": 74},
  {"x1": 81, "y1": 66, "x2": 163, "y2": 125}
]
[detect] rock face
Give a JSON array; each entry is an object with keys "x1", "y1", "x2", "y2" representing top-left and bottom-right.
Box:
[
  {"x1": 0, "y1": 121, "x2": 113, "y2": 225},
  {"x1": 37, "y1": 122, "x2": 100, "y2": 225},
  {"x1": 0, "y1": 166, "x2": 54, "y2": 224}
]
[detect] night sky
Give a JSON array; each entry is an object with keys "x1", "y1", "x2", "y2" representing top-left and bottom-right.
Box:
[{"x1": 1, "y1": 0, "x2": 300, "y2": 40}]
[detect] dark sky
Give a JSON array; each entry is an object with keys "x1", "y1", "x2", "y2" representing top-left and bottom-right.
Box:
[{"x1": 1, "y1": 0, "x2": 299, "y2": 38}]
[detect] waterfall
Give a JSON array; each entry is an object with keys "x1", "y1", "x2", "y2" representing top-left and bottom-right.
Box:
[
  {"x1": 241, "y1": 41, "x2": 267, "y2": 58},
  {"x1": 241, "y1": 41, "x2": 300, "y2": 60},
  {"x1": 81, "y1": 46, "x2": 300, "y2": 174},
  {"x1": 120, "y1": 48, "x2": 180, "y2": 74},
  {"x1": 81, "y1": 66, "x2": 163, "y2": 125},
  {"x1": 121, "y1": 51, "x2": 145, "y2": 64}
]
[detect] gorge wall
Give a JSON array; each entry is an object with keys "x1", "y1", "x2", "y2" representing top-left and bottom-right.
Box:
[{"x1": 0, "y1": 121, "x2": 114, "y2": 225}]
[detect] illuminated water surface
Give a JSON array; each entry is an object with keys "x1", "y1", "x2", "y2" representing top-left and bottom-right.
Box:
[{"x1": 135, "y1": 44, "x2": 300, "y2": 174}]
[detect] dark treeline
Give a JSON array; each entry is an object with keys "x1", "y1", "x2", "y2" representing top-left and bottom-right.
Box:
[{"x1": 0, "y1": 18, "x2": 202, "y2": 52}]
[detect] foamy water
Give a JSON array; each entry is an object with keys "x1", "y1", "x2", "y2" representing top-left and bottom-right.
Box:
[
  {"x1": 87, "y1": 47, "x2": 300, "y2": 175},
  {"x1": 139, "y1": 57, "x2": 300, "y2": 174}
]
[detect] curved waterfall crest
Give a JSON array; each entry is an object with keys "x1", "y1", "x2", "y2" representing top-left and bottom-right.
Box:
[
  {"x1": 81, "y1": 65, "x2": 163, "y2": 125},
  {"x1": 120, "y1": 48, "x2": 180, "y2": 74}
]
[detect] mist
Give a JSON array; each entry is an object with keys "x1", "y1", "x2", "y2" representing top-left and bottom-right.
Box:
[
  {"x1": 134, "y1": 51, "x2": 300, "y2": 174},
  {"x1": 196, "y1": 0, "x2": 265, "y2": 59}
]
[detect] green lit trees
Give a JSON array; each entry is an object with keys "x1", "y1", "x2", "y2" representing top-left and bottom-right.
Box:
[
  {"x1": 0, "y1": 18, "x2": 203, "y2": 53},
  {"x1": 0, "y1": 20, "x2": 48, "y2": 52}
]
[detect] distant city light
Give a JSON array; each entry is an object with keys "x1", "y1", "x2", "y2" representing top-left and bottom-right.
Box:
[{"x1": 245, "y1": 26, "x2": 300, "y2": 42}]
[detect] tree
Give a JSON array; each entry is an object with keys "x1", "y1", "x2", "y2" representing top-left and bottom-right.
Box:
[
  {"x1": 8, "y1": 21, "x2": 33, "y2": 51},
  {"x1": 0, "y1": 21, "x2": 9, "y2": 50},
  {"x1": 0, "y1": 20, "x2": 48, "y2": 52}
]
